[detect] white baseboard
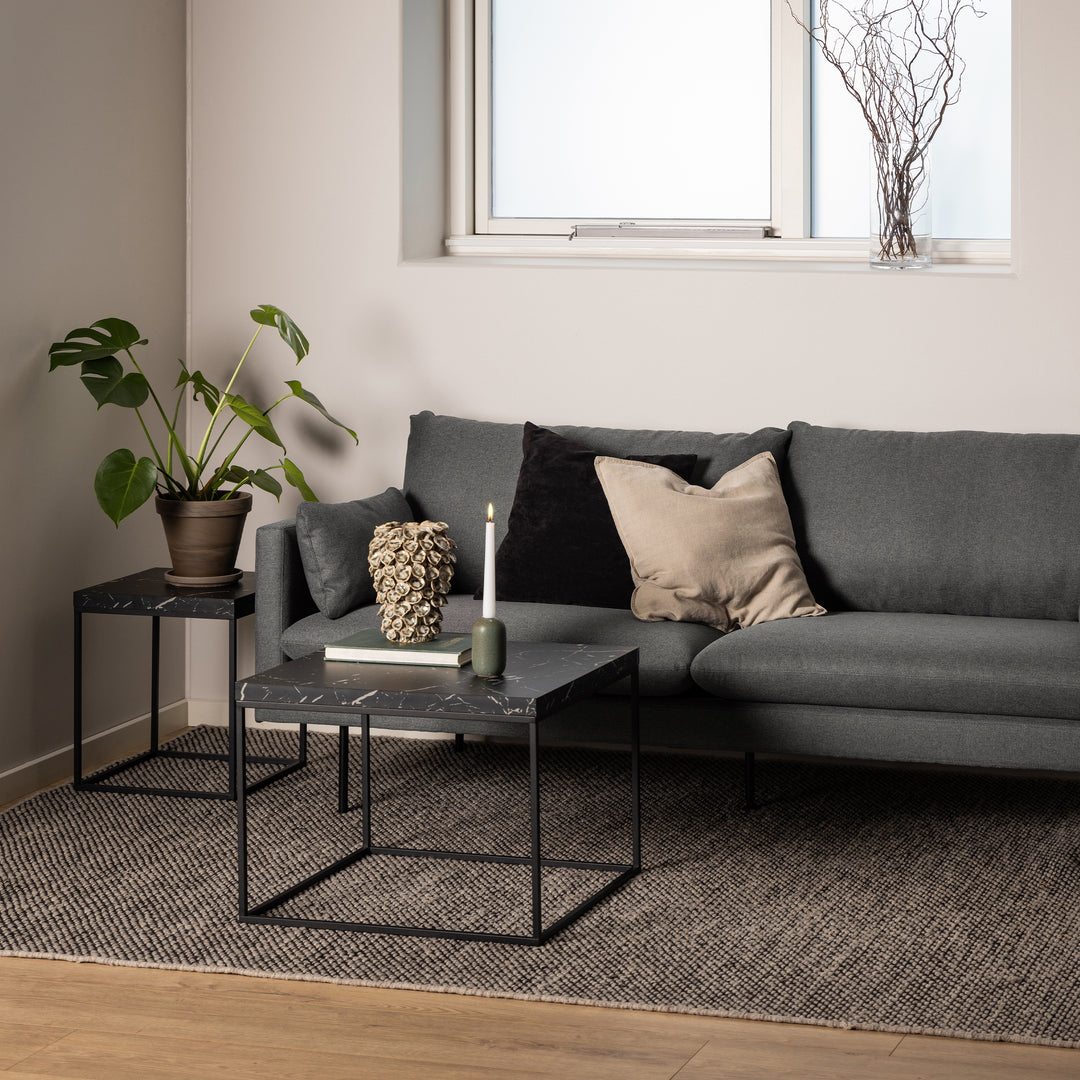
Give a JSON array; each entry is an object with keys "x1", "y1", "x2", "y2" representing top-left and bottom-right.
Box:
[
  {"x1": 0, "y1": 698, "x2": 467, "y2": 810},
  {"x1": 185, "y1": 698, "x2": 230, "y2": 729},
  {"x1": 0, "y1": 701, "x2": 189, "y2": 808}
]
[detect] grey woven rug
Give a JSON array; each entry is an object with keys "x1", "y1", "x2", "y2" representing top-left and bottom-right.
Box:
[{"x1": 3, "y1": 727, "x2": 1079, "y2": 1047}]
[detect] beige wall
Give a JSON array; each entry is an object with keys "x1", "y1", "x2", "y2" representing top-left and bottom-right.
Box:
[
  {"x1": 0, "y1": 0, "x2": 187, "y2": 796},
  {"x1": 185, "y1": 0, "x2": 1075, "y2": 703}
]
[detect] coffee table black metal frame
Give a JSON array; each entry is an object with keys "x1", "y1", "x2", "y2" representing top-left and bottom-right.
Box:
[
  {"x1": 74, "y1": 568, "x2": 306, "y2": 800},
  {"x1": 234, "y1": 642, "x2": 640, "y2": 946}
]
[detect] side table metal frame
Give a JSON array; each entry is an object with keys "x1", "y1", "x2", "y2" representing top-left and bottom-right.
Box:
[
  {"x1": 235, "y1": 665, "x2": 640, "y2": 946},
  {"x1": 74, "y1": 570, "x2": 306, "y2": 800}
]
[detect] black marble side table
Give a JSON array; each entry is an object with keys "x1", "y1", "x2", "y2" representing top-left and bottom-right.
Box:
[
  {"x1": 74, "y1": 567, "x2": 306, "y2": 799},
  {"x1": 234, "y1": 641, "x2": 641, "y2": 945}
]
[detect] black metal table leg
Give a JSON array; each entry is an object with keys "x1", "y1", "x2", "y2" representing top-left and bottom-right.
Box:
[
  {"x1": 338, "y1": 725, "x2": 350, "y2": 813},
  {"x1": 226, "y1": 614, "x2": 236, "y2": 797},
  {"x1": 150, "y1": 615, "x2": 161, "y2": 752},
  {"x1": 631, "y1": 666, "x2": 641, "y2": 870},
  {"x1": 529, "y1": 723, "x2": 542, "y2": 942},
  {"x1": 237, "y1": 701, "x2": 249, "y2": 917},
  {"x1": 361, "y1": 715, "x2": 371, "y2": 850},
  {"x1": 73, "y1": 611, "x2": 83, "y2": 785}
]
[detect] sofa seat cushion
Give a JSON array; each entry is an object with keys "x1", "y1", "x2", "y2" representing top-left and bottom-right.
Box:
[
  {"x1": 281, "y1": 594, "x2": 723, "y2": 697},
  {"x1": 689, "y1": 611, "x2": 1080, "y2": 720}
]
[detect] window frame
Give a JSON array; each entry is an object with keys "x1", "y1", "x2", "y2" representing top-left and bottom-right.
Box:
[{"x1": 445, "y1": 0, "x2": 1011, "y2": 266}]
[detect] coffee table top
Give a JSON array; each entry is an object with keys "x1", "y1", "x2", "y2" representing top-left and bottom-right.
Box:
[{"x1": 236, "y1": 641, "x2": 638, "y2": 723}]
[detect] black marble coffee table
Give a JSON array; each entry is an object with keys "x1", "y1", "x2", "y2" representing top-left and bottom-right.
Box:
[
  {"x1": 234, "y1": 641, "x2": 641, "y2": 945},
  {"x1": 73, "y1": 568, "x2": 305, "y2": 799}
]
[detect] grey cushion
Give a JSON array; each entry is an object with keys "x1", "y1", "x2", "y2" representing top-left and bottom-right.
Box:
[
  {"x1": 295, "y1": 487, "x2": 414, "y2": 619},
  {"x1": 785, "y1": 421, "x2": 1080, "y2": 620},
  {"x1": 403, "y1": 411, "x2": 792, "y2": 594},
  {"x1": 690, "y1": 610, "x2": 1080, "y2": 720},
  {"x1": 282, "y1": 594, "x2": 723, "y2": 697}
]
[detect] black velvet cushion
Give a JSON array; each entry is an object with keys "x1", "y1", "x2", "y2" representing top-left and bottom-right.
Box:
[{"x1": 484, "y1": 423, "x2": 697, "y2": 609}]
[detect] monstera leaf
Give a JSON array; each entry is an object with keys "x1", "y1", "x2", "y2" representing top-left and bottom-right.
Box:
[
  {"x1": 249, "y1": 305, "x2": 309, "y2": 362},
  {"x1": 94, "y1": 449, "x2": 157, "y2": 526},
  {"x1": 282, "y1": 458, "x2": 317, "y2": 501},
  {"x1": 218, "y1": 465, "x2": 283, "y2": 498},
  {"x1": 284, "y1": 380, "x2": 357, "y2": 442},
  {"x1": 80, "y1": 358, "x2": 150, "y2": 410},
  {"x1": 48, "y1": 319, "x2": 147, "y2": 369},
  {"x1": 175, "y1": 365, "x2": 221, "y2": 415},
  {"x1": 225, "y1": 394, "x2": 285, "y2": 447}
]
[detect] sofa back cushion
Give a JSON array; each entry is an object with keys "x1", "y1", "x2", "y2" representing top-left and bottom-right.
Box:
[
  {"x1": 785, "y1": 421, "x2": 1080, "y2": 620},
  {"x1": 404, "y1": 412, "x2": 791, "y2": 595}
]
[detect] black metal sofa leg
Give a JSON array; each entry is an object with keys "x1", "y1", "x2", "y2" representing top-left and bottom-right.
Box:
[{"x1": 744, "y1": 751, "x2": 757, "y2": 811}]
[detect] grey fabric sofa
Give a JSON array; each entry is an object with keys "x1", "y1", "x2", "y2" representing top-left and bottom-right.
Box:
[{"x1": 255, "y1": 412, "x2": 1080, "y2": 774}]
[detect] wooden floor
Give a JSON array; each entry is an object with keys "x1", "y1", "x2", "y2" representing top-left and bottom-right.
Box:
[{"x1": 0, "y1": 956, "x2": 1076, "y2": 1079}]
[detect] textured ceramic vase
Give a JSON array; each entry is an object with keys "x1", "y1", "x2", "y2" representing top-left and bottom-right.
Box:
[
  {"x1": 368, "y1": 521, "x2": 457, "y2": 642},
  {"x1": 155, "y1": 492, "x2": 251, "y2": 586}
]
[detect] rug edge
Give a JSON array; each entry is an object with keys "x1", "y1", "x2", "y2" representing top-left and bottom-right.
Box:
[{"x1": 3, "y1": 948, "x2": 1077, "y2": 1051}]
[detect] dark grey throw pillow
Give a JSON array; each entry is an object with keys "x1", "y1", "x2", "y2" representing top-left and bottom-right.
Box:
[{"x1": 295, "y1": 487, "x2": 414, "y2": 619}]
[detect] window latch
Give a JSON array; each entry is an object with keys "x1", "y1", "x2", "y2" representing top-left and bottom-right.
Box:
[{"x1": 570, "y1": 223, "x2": 771, "y2": 241}]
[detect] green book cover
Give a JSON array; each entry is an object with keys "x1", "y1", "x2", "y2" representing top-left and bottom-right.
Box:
[{"x1": 324, "y1": 628, "x2": 472, "y2": 666}]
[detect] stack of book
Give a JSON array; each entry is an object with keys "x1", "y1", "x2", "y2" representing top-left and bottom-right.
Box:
[{"x1": 324, "y1": 628, "x2": 472, "y2": 668}]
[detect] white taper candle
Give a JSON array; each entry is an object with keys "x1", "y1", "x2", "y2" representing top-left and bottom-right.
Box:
[{"x1": 482, "y1": 503, "x2": 496, "y2": 618}]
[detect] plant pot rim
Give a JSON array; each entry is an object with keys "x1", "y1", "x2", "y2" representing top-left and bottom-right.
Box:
[{"x1": 155, "y1": 492, "x2": 253, "y2": 518}]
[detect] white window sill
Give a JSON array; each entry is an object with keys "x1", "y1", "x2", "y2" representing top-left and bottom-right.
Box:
[{"x1": 442, "y1": 235, "x2": 1011, "y2": 272}]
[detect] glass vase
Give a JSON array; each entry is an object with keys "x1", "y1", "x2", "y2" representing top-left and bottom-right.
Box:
[{"x1": 870, "y1": 141, "x2": 932, "y2": 270}]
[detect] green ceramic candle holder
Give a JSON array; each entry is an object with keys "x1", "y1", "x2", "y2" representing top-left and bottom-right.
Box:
[{"x1": 471, "y1": 617, "x2": 506, "y2": 677}]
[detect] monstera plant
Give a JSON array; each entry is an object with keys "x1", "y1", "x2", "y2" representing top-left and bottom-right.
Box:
[{"x1": 49, "y1": 305, "x2": 356, "y2": 583}]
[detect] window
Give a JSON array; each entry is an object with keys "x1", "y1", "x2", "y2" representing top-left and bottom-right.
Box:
[
  {"x1": 489, "y1": 0, "x2": 772, "y2": 224},
  {"x1": 447, "y1": 1, "x2": 1011, "y2": 264}
]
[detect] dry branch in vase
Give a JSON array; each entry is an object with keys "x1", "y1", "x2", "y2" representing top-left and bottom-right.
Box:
[{"x1": 787, "y1": 0, "x2": 984, "y2": 267}]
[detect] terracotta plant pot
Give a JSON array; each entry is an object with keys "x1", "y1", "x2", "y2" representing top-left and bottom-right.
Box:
[{"x1": 155, "y1": 492, "x2": 252, "y2": 586}]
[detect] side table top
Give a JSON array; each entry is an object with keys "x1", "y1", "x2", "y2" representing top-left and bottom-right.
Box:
[
  {"x1": 74, "y1": 567, "x2": 256, "y2": 618},
  {"x1": 237, "y1": 641, "x2": 638, "y2": 722}
]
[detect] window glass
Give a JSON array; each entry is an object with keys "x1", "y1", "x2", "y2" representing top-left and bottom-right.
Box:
[
  {"x1": 490, "y1": 0, "x2": 772, "y2": 222},
  {"x1": 812, "y1": 0, "x2": 1010, "y2": 239}
]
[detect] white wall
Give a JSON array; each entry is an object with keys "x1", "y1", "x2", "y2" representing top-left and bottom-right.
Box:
[
  {"x1": 187, "y1": 0, "x2": 1080, "y2": 704},
  {"x1": 0, "y1": 0, "x2": 187, "y2": 797}
]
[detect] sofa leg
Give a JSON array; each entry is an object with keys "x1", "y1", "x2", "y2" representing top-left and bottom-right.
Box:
[
  {"x1": 454, "y1": 732, "x2": 465, "y2": 753},
  {"x1": 744, "y1": 751, "x2": 756, "y2": 811}
]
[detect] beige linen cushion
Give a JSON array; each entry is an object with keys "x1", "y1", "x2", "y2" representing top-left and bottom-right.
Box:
[{"x1": 594, "y1": 452, "x2": 825, "y2": 632}]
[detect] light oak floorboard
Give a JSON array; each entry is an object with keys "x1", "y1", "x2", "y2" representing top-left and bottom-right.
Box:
[
  {"x1": 2, "y1": 957, "x2": 1077, "y2": 1079},
  {"x1": 0, "y1": 1021, "x2": 72, "y2": 1071}
]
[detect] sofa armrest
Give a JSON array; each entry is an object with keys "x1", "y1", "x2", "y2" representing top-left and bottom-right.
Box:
[{"x1": 255, "y1": 517, "x2": 318, "y2": 673}]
